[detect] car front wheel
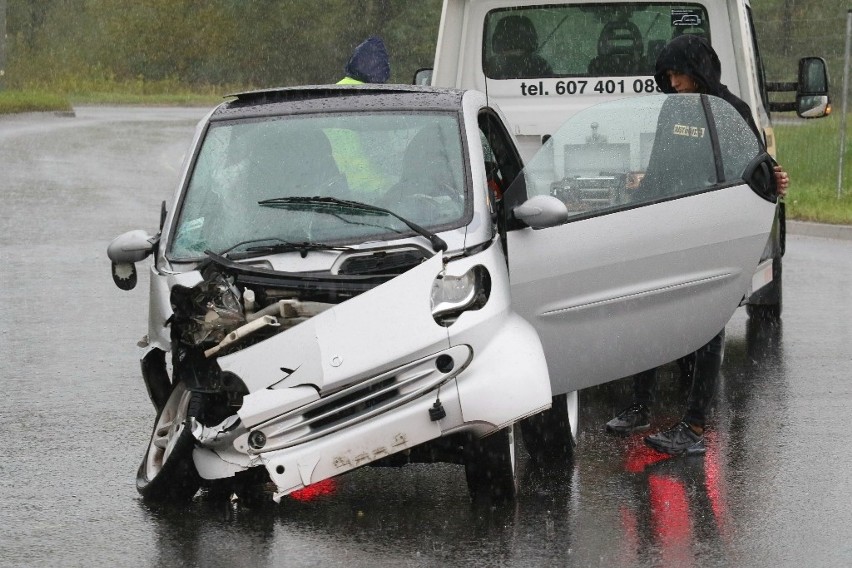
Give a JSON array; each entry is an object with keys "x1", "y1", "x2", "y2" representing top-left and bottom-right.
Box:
[
  {"x1": 136, "y1": 381, "x2": 203, "y2": 503},
  {"x1": 520, "y1": 391, "x2": 578, "y2": 465},
  {"x1": 463, "y1": 424, "x2": 518, "y2": 503}
]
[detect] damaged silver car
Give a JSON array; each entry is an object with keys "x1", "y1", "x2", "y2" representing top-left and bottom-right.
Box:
[{"x1": 108, "y1": 85, "x2": 777, "y2": 503}]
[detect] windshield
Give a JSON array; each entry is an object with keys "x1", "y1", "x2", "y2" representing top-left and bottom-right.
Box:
[
  {"x1": 505, "y1": 94, "x2": 762, "y2": 219},
  {"x1": 169, "y1": 111, "x2": 467, "y2": 260},
  {"x1": 483, "y1": 3, "x2": 710, "y2": 79}
]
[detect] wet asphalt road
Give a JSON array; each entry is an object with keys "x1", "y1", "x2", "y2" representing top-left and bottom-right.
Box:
[{"x1": 1, "y1": 107, "x2": 851, "y2": 568}]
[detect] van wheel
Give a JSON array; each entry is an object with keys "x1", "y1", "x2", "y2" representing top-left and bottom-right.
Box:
[
  {"x1": 521, "y1": 392, "x2": 578, "y2": 465},
  {"x1": 747, "y1": 256, "x2": 782, "y2": 320},
  {"x1": 136, "y1": 381, "x2": 203, "y2": 503},
  {"x1": 463, "y1": 424, "x2": 518, "y2": 503}
]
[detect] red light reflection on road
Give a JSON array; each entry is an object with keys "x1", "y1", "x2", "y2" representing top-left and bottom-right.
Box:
[
  {"x1": 625, "y1": 441, "x2": 670, "y2": 473},
  {"x1": 288, "y1": 478, "x2": 337, "y2": 501},
  {"x1": 617, "y1": 431, "x2": 729, "y2": 565},
  {"x1": 649, "y1": 474, "x2": 693, "y2": 567},
  {"x1": 703, "y1": 430, "x2": 730, "y2": 540}
]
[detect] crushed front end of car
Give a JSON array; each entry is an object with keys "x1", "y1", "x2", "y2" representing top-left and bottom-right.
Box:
[
  {"x1": 108, "y1": 85, "x2": 553, "y2": 503},
  {"x1": 181, "y1": 240, "x2": 549, "y2": 501}
]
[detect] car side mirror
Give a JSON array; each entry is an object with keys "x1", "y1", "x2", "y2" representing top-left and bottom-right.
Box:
[
  {"x1": 513, "y1": 195, "x2": 569, "y2": 229},
  {"x1": 413, "y1": 68, "x2": 433, "y2": 86},
  {"x1": 742, "y1": 153, "x2": 778, "y2": 204},
  {"x1": 107, "y1": 230, "x2": 158, "y2": 290},
  {"x1": 796, "y1": 57, "x2": 830, "y2": 118}
]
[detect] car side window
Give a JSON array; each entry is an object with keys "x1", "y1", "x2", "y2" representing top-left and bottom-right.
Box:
[
  {"x1": 630, "y1": 95, "x2": 717, "y2": 201},
  {"x1": 478, "y1": 110, "x2": 524, "y2": 201},
  {"x1": 706, "y1": 96, "x2": 765, "y2": 186},
  {"x1": 504, "y1": 94, "x2": 762, "y2": 225},
  {"x1": 479, "y1": 131, "x2": 504, "y2": 200},
  {"x1": 478, "y1": 110, "x2": 530, "y2": 231}
]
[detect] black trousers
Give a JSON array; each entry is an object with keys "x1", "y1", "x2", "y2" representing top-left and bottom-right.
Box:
[{"x1": 632, "y1": 329, "x2": 725, "y2": 428}]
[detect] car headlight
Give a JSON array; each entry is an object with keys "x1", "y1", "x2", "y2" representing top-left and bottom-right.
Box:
[{"x1": 431, "y1": 265, "x2": 490, "y2": 325}]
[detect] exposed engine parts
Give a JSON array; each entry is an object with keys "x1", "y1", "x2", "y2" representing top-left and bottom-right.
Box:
[{"x1": 170, "y1": 265, "x2": 335, "y2": 359}]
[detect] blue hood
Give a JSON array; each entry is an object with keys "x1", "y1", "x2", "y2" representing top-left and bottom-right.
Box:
[{"x1": 344, "y1": 36, "x2": 390, "y2": 84}]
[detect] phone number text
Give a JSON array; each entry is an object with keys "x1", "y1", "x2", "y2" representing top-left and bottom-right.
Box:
[{"x1": 519, "y1": 79, "x2": 662, "y2": 96}]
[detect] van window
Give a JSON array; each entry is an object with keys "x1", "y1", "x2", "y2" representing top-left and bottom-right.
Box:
[{"x1": 483, "y1": 3, "x2": 711, "y2": 79}]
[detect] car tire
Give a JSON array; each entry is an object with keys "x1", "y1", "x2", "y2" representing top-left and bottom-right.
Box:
[
  {"x1": 136, "y1": 381, "x2": 203, "y2": 503},
  {"x1": 747, "y1": 256, "x2": 782, "y2": 321},
  {"x1": 520, "y1": 391, "x2": 578, "y2": 465},
  {"x1": 463, "y1": 424, "x2": 519, "y2": 503}
]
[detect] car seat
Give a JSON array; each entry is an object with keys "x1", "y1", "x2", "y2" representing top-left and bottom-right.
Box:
[
  {"x1": 395, "y1": 126, "x2": 456, "y2": 196},
  {"x1": 672, "y1": 25, "x2": 709, "y2": 40},
  {"x1": 248, "y1": 128, "x2": 348, "y2": 201},
  {"x1": 643, "y1": 39, "x2": 667, "y2": 73},
  {"x1": 379, "y1": 125, "x2": 463, "y2": 222},
  {"x1": 486, "y1": 14, "x2": 553, "y2": 79},
  {"x1": 588, "y1": 20, "x2": 644, "y2": 76}
]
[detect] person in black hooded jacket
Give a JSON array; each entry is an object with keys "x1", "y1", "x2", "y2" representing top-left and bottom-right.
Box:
[
  {"x1": 605, "y1": 33, "x2": 788, "y2": 455},
  {"x1": 337, "y1": 36, "x2": 391, "y2": 85},
  {"x1": 653, "y1": 34, "x2": 789, "y2": 195}
]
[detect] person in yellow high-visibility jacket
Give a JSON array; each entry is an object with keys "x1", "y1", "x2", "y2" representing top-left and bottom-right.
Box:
[{"x1": 329, "y1": 36, "x2": 392, "y2": 196}]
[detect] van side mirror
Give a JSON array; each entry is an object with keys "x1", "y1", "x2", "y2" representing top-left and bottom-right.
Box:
[
  {"x1": 796, "y1": 57, "x2": 830, "y2": 118},
  {"x1": 413, "y1": 68, "x2": 433, "y2": 86},
  {"x1": 766, "y1": 56, "x2": 830, "y2": 119}
]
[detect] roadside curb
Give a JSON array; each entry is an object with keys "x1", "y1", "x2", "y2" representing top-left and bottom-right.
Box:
[
  {"x1": 788, "y1": 220, "x2": 852, "y2": 241},
  {"x1": 0, "y1": 109, "x2": 76, "y2": 120}
]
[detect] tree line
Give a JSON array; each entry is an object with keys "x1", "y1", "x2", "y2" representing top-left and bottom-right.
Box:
[
  {"x1": 752, "y1": 0, "x2": 849, "y2": 99},
  {"x1": 4, "y1": 0, "x2": 848, "y2": 98},
  {"x1": 5, "y1": 0, "x2": 443, "y2": 90}
]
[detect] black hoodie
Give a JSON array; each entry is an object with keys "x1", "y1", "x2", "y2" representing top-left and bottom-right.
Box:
[
  {"x1": 632, "y1": 34, "x2": 773, "y2": 200},
  {"x1": 653, "y1": 34, "x2": 762, "y2": 142},
  {"x1": 343, "y1": 36, "x2": 390, "y2": 84}
]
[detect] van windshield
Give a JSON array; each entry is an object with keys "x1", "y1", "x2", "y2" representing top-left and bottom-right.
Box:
[{"x1": 483, "y1": 3, "x2": 710, "y2": 79}]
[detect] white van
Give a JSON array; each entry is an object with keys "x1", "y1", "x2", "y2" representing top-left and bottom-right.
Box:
[{"x1": 421, "y1": 0, "x2": 831, "y2": 321}]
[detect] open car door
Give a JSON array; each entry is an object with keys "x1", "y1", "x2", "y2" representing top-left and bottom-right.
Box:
[{"x1": 502, "y1": 94, "x2": 777, "y2": 394}]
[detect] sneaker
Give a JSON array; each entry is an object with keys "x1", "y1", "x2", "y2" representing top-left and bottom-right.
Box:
[
  {"x1": 644, "y1": 421, "x2": 706, "y2": 456},
  {"x1": 605, "y1": 404, "x2": 651, "y2": 435}
]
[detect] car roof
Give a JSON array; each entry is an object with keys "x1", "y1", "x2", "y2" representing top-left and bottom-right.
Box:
[{"x1": 211, "y1": 84, "x2": 468, "y2": 121}]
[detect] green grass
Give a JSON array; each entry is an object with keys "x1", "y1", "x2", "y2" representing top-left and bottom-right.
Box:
[
  {"x1": 774, "y1": 113, "x2": 852, "y2": 224},
  {"x1": 69, "y1": 91, "x2": 223, "y2": 106},
  {"x1": 0, "y1": 83, "x2": 223, "y2": 113},
  {"x1": 0, "y1": 90, "x2": 73, "y2": 114},
  {"x1": 14, "y1": 75, "x2": 239, "y2": 107}
]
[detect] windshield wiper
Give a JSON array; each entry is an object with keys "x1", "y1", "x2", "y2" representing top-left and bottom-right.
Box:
[
  {"x1": 258, "y1": 196, "x2": 448, "y2": 253},
  {"x1": 241, "y1": 241, "x2": 351, "y2": 259},
  {"x1": 210, "y1": 238, "x2": 351, "y2": 261}
]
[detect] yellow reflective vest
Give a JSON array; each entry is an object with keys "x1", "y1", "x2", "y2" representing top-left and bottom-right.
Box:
[{"x1": 326, "y1": 77, "x2": 389, "y2": 194}]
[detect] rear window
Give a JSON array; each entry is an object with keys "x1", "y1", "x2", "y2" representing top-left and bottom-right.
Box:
[{"x1": 483, "y1": 3, "x2": 711, "y2": 79}]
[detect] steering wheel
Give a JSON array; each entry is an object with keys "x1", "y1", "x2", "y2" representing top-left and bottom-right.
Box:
[{"x1": 429, "y1": 181, "x2": 461, "y2": 201}]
